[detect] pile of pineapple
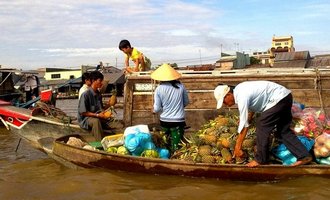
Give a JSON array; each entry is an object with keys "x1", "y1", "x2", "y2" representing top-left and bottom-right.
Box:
[{"x1": 171, "y1": 111, "x2": 257, "y2": 164}]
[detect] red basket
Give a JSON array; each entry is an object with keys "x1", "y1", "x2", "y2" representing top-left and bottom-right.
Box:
[{"x1": 40, "y1": 89, "x2": 52, "y2": 102}]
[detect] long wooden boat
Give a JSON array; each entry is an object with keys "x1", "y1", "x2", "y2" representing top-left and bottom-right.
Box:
[
  {"x1": 1, "y1": 67, "x2": 330, "y2": 181},
  {"x1": 14, "y1": 132, "x2": 330, "y2": 182}
]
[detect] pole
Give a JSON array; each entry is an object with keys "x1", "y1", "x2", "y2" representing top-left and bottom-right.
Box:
[
  {"x1": 220, "y1": 44, "x2": 223, "y2": 56},
  {"x1": 199, "y1": 49, "x2": 202, "y2": 66}
]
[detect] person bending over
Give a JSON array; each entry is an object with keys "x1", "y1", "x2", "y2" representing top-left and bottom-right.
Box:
[{"x1": 214, "y1": 81, "x2": 312, "y2": 167}]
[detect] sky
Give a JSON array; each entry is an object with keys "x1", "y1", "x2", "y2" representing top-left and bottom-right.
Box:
[{"x1": 1, "y1": 0, "x2": 330, "y2": 70}]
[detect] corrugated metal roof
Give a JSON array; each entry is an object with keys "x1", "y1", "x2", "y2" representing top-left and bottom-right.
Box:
[
  {"x1": 274, "y1": 51, "x2": 310, "y2": 61},
  {"x1": 309, "y1": 57, "x2": 330, "y2": 67},
  {"x1": 103, "y1": 72, "x2": 125, "y2": 84},
  {"x1": 273, "y1": 60, "x2": 308, "y2": 68}
]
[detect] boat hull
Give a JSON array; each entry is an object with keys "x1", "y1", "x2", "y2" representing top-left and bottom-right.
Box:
[{"x1": 52, "y1": 135, "x2": 330, "y2": 182}]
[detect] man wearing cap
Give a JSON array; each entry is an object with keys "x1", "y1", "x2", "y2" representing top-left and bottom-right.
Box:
[
  {"x1": 151, "y1": 64, "x2": 189, "y2": 154},
  {"x1": 214, "y1": 81, "x2": 312, "y2": 167}
]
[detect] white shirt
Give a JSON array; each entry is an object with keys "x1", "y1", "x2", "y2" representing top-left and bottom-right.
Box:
[
  {"x1": 24, "y1": 76, "x2": 38, "y2": 91},
  {"x1": 78, "y1": 84, "x2": 90, "y2": 99},
  {"x1": 234, "y1": 81, "x2": 291, "y2": 133}
]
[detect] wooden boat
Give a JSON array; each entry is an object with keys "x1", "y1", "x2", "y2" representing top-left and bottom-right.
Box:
[
  {"x1": 0, "y1": 105, "x2": 90, "y2": 149},
  {"x1": 1, "y1": 67, "x2": 330, "y2": 181},
  {"x1": 8, "y1": 131, "x2": 330, "y2": 182}
]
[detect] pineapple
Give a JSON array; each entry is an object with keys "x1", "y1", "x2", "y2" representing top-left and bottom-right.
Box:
[
  {"x1": 216, "y1": 117, "x2": 229, "y2": 126},
  {"x1": 221, "y1": 148, "x2": 233, "y2": 163},
  {"x1": 220, "y1": 133, "x2": 231, "y2": 138},
  {"x1": 198, "y1": 145, "x2": 212, "y2": 156},
  {"x1": 242, "y1": 138, "x2": 256, "y2": 150},
  {"x1": 220, "y1": 137, "x2": 231, "y2": 149},
  {"x1": 201, "y1": 155, "x2": 216, "y2": 163},
  {"x1": 202, "y1": 134, "x2": 217, "y2": 146},
  {"x1": 229, "y1": 127, "x2": 237, "y2": 134},
  {"x1": 108, "y1": 89, "x2": 117, "y2": 107},
  {"x1": 216, "y1": 139, "x2": 223, "y2": 150}
]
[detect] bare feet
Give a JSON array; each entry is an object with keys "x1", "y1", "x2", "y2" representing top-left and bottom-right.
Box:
[
  {"x1": 246, "y1": 160, "x2": 260, "y2": 168},
  {"x1": 291, "y1": 157, "x2": 312, "y2": 166}
]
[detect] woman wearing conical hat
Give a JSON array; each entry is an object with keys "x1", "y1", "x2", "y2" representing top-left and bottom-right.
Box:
[{"x1": 151, "y1": 64, "x2": 189, "y2": 154}]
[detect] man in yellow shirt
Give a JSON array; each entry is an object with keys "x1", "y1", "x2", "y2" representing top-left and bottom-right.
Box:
[{"x1": 119, "y1": 40, "x2": 151, "y2": 73}]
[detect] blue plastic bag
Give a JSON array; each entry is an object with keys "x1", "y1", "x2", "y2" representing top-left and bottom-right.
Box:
[
  {"x1": 272, "y1": 136, "x2": 314, "y2": 165},
  {"x1": 157, "y1": 148, "x2": 170, "y2": 159},
  {"x1": 316, "y1": 157, "x2": 330, "y2": 165},
  {"x1": 125, "y1": 132, "x2": 152, "y2": 156}
]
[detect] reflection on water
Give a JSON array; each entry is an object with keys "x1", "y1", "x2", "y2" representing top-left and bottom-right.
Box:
[{"x1": 1, "y1": 100, "x2": 330, "y2": 199}]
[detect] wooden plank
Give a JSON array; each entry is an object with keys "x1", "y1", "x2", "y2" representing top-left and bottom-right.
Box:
[
  {"x1": 291, "y1": 89, "x2": 330, "y2": 107},
  {"x1": 132, "y1": 88, "x2": 330, "y2": 110},
  {"x1": 123, "y1": 82, "x2": 134, "y2": 127},
  {"x1": 131, "y1": 111, "x2": 155, "y2": 125}
]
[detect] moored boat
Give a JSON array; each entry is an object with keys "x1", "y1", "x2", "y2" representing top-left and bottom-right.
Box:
[
  {"x1": 21, "y1": 133, "x2": 330, "y2": 182},
  {"x1": 0, "y1": 105, "x2": 89, "y2": 149},
  {"x1": 1, "y1": 67, "x2": 330, "y2": 181}
]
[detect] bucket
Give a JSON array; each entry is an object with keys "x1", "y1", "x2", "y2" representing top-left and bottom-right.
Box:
[{"x1": 40, "y1": 89, "x2": 52, "y2": 102}]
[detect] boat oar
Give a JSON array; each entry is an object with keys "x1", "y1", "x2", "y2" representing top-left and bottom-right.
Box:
[{"x1": 15, "y1": 138, "x2": 22, "y2": 152}]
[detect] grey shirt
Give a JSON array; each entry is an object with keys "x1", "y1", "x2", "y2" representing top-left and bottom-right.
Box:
[{"x1": 77, "y1": 87, "x2": 102, "y2": 129}]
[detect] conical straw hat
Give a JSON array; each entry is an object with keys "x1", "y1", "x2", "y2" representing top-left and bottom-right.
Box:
[{"x1": 151, "y1": 63, "x2": 181, "y2": 81}]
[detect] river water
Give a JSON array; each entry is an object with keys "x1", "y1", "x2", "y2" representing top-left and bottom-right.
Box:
[{"x1": 0, "y1": 99, "x2": 330, "y2": 200}]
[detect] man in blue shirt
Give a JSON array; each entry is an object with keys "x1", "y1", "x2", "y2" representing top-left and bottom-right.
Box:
[{"x1": 214, "y1": 81, "x2": 312, "y2": 167}]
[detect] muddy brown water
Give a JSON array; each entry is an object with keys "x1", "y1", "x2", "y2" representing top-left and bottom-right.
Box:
[{"x1": 0, "y1": 99, "x2": 330, "y2": 199}]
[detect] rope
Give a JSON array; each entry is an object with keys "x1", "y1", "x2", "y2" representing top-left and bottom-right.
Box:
[
  {"x1": 315, "y1": 68, "x2": 327, "y2": 118},
  {"x1": 151, "y1": 78, "x2": 157, "y2": 123},
  {"x1": 0, "y1": 72, "x2": 12, "y2": 86},
  {"x1": 34, "y1": 102, "x2": 75, "y2": 124}
]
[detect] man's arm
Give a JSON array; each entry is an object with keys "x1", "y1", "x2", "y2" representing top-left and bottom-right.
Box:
[
  {"x1": 233, "y1": 111, "x2": 254, "y2": 158},
  {"x1": 81, "y1": 111, "x2": 108, "y2": 120},
  {"x1": 233, "y1": 127, "x2": 249, "y2": 158}
]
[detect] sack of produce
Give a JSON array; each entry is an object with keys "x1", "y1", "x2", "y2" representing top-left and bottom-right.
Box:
[
  {"x1": 291, "y1": 102, "x2": 304, "y2": 118},
  {"x1": 67, "y1": 137, "x2": 86, "y2": 148},
  {"x1": 124, "y1": 132, "x2": 153, "y2": 156},
  {"x1": 272, "y1": 136, "x2": 314, "y2": 165},
  {"x1": 124, "y1": 124, "x2": 150, "y2": 136},
  {"x1": 291, "y1": 108, "x2": 327, "y2": 138},
  {"x1": 314, "y1": 132, "x2": 330, "y2": 158}
]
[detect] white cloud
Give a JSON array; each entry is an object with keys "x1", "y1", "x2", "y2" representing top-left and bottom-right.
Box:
[{"x1": 0, "y1": 1, "x2": 329, "y2": 69}]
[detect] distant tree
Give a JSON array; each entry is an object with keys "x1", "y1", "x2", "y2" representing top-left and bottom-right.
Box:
[{"x1": 250, "y1": 57, "x2": 261, "y2": 65}]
